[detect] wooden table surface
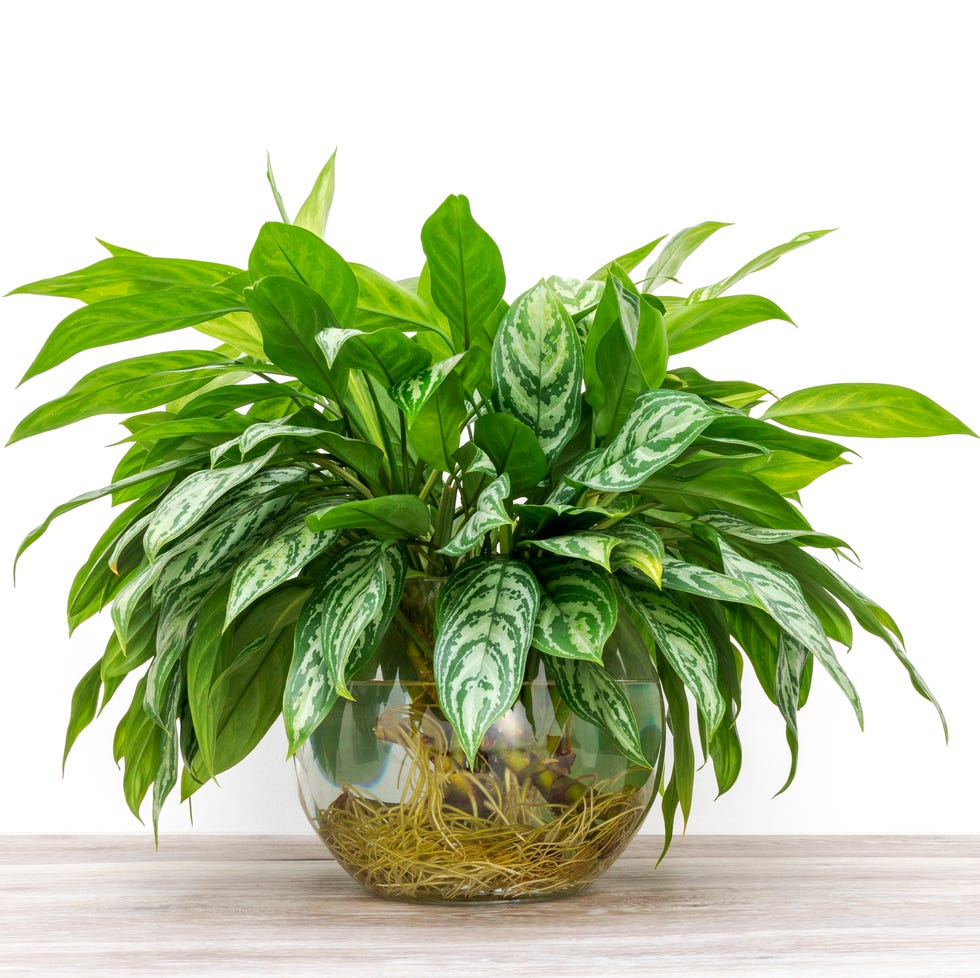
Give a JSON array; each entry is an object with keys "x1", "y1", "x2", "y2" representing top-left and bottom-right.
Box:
[{"x1": 1, "y1": 835, "x2": 978, "y2": 976}]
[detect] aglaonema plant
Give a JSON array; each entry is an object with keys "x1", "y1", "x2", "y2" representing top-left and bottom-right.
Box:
[{"x1": 8, "y1": 152, "x2": 974, "y2": 850}]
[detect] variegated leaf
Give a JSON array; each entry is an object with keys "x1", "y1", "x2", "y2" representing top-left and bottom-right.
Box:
[
  {"x1": 698, "y1": 510, "x2": 852, "y2": 553},
  {"x1": 210, "y1": 420, "x2": 328, "y2": 466},
  {"x1": 620, "y1": 584, "x2": 726, "y2": 735},
  {"x1": 524, "y1": 532, "x2": 620, "y2": 571},
  {"x1": 434, "y1": 559, "x2": 540, "y2": 765},
  {"x1": 545, "y1": 275, "x2": 605, "y2": 318},
  {"x1": 465, "y1": 446, "x2": 498, "y2": 478},
  {"x1": 108, "y1": 511, "x2": 153, "y2": 573},
  {"x1": 438, "y1": 474, "x2": 513, "y2": 557},
  {"x1": 532, "y1": 559, "x2": 616, "y2": 663},
  {"x1": 546, "y1": 656, "x2": 650, "y2": 768},
  {"x1": 143, "y1": 447, "x2": 281, "y2": 559},
  {"x1": 388, "y1": 353, "x2": 466, "y2": 425},
  {"x1": 717, "y1": 537, "x2": 863, "y2": 727},
  {"x1": 111, "y1": 562, "x2": 165, "y2": 645},
  {"x1": 284, "y1": 540, "x2": 406, "y2": 753},
  {"x1": 578, "y1": 390, "x2": 718, "y2": 491},
  {"x1": 151, "y1": 667, "x2": 181, "y2": 842},
  {"x1": 491, "y1": 281, "x2": 583, "y2": 460},
  {"x1": 606, "y1": 518, "x2": 665, "y2": 585},
  {"x1": 225, "y1": 510, "x2": 341, "y2": 627},
  {"x1": 774, "y1": 634, "x2": 810, "y2": 795},
  {"x1": 659, "y1": 555, "x2": 763, "y2": 607},
  {"x1": 315, "y1": 326, "x2": 429, "y2": 386}
]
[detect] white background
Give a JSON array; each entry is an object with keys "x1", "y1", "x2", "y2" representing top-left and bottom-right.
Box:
[{"x1": 1, "y1": 1, "x2": 977, "y2": 839}]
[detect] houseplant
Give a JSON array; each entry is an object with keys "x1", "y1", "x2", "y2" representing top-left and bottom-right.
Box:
[{"x1": 8, "y1": 153, "x2": 973, "y2": 902}]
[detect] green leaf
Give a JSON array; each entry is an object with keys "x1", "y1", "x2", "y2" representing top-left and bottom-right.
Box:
[
  {"x1": 491, "y1": 281, "x2": 583, "y2": 460},
  {"x1": 225, "y1": 511, "x2": 341, "y2": 625},
  {"x1": 717, "y1": 537, "x2": 863, "y2": 728},
  {"x1": 151, "y1": 668, "x2": 182, "y2": 842},
  {"x1": 656, "y1": 659, "x2": 695, "y2": 850},
  {"x1": 584, "y1": 276, "x2": 668, "y2": 438},
  {"x1": 248, "y1": 222, "x2": 357, "y2": 327},
  {"x1": 19, "y1": 289, "x2": 246, "y2": 382},
  {"x1": 546, "y1": 655, "x2": 650, "y2": 768},
  {"x1": 388, "y1": 354, "x2": 466, "y2": 426},
  {"x1": 473, "y1": 413, "x2": 549, "y2": 495},
  {"x1": 642, "y1": 221, "x2": 731, "y2": 292},
  {"x1": 660, "y1": 555, "x2": 764, "y2": 607},
  {"x1": 532, "y1": 558, "x2": 616, "y2": 663},
  {"x1": 10, "y1": 256, "x2": 240, "y2": 303},
  {"x1": 293, "y1": 149, "x2": 337, "y2": 238},
  {"x1": 665, "y1": 294, "x2": 793, "y2": 354},
  {"x1": 305, "y1": 495, "x2": 431, "y2": 540},
  {"x1": 605, "y1": 518, "x2": 665, "y2": 585},
  {"x1": 665, "y1": 366, "x2": 770, "y2": 410},
  {"x1": 143, "y1": 447, "x2": 283, "y2": 559},
  {"x1": 774, "y1": 634, "x2": 809, "y2": 795},
  {"x1": 63, "y1": 660, "x2": 103, "y2": 772},
  {"x1": 688, "y1": 229, "x2": 834, "y2": 302},
  {"x1": 421, "y1": 194, "x2": 505, "y2": 353},
  {"x1": 738, "y1": 452, "x2": 847, "y2": 494},
  {"x1": 265, "y1": 152, "x2": 290, "y2": 223},
  {"x1": 438, "y1": 474, "x2": 513, "y2": 557},
  {"x1": 589, "y1": 235, "x2": 666, "y2": 281},
  {"x1": 316, "y1": 326, "x2": 430, "y2": 386},
  {"x1": 620, "y1": 584, "x2": 726, "y2": 735},
  {"x1": 244, "y1": 276, "x2": 347, "y2": 403},
  {"x1": 114, "y1": 676, "x2": 163, "y2": 821},
  {"x1": 697, "y1": 510, "x2": 851, "y2": 552},
  {"x1": 9, "y1": 351, "x2": 233, "y2": 444},
  {"x1": 350, "y1": 263, "x2": 447, "y2": 335},
  {"x1": 545, "y1": 276, "x2": 605, "y2": 318},
  {"x1": 705, "y1": 415, "x2": 848, "y2": 461},
  {"x1": 761, "y1": 383, "x2": 976, "y2": 438},
  {"x1": 525, "y1": 532, "x2": 620, "y2": 570},
  {"x1": 408, "y1": 372, "x2": 467, "y2": 471},
  {"x1": 434, "y1": 558, "x2": 540, "y2": 764},
  {"x1": 576, "y1": 390, "x2": 718, "y2": 491}
]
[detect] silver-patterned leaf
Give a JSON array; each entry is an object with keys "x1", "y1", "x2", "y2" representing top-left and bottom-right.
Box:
[
  {"x1": 210, "y1": 420, "x2": 328, "y2": 466},
  {"x1": 434, "y1": 559, "x2": 540, "y2": 765},
  {"x1": 578, "y1": 390, "x2": 718, "y2": 491},
  {"x1": 774, "y1": 633, "x2": 809, "y2": 795},
  {"x1": 698, "y1": 510, "x2": 852, "y2": 553},
  {"x1": 547, "y1": 655, "x2": 650, "y2": 768},
  {"x1": 388, "y1": 353, "x2": 466, "y2": 425},
  {"x1": 438, "y1": 474, "x2": 513, "y2": 557},
  {"x1": 620, "y1": 584, "x2": 726, "y2": 735},
  {"x1": 143, "y1": 447, "x2": 281, "y2": 559},
  {"x1": 111, "y1": 562, "x2": 165, "y2": 645},
  {"x1": 225, "y1": 510, "x2": 341, "y2": 626},
  {"x1": 606, "y1": 518, "x2": 665, "y2": 585},
  {"x1": 660, "y1": 555, "x2": 763, "y2": 607},
  {"x1": 525, "y1": 532, "x2": 620, "y2": 571},
  {"x1": 545, "y1": 275, "x2": 605, "y2": 317},
  {"x1": 718, "y1": 537, "x2": 863, "y2": 728},
  {"x1": 532, "y1": 559, "x2": 616, "y2": 663},
  {"x1": 491, "y1": 281, "x2": 583, "y2": 460}
]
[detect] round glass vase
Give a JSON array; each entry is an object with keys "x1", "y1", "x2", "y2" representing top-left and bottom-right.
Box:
[{"x1": 295, "y1": 576, "x2": 664, "y2": 903}]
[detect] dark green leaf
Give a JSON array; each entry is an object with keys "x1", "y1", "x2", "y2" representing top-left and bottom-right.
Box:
[
  {"x1": 62, "y1": 661, "x2": 103, "y2": 772},
  {"x1": 473, "y1": 413, "x2": 549, "y2": 494},
  {"x1": 305, "y1": 495, "x2": 431, "y2": 540}
]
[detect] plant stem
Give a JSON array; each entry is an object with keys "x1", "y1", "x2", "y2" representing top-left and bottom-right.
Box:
[{"x1": 317, "y1": 459, "x2": 373, "y2": 499}]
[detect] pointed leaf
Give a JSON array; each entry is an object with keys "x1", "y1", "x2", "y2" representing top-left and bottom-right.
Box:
[
  {"x1": 62, "y1": 660, "x2": 103, "y2": 772},
  {"x1": 316, "y1": 326, "x2": 430, "y2": 386},
  {"x1": 305, "y1": 494, "x2": 431, "y2": 540},
  {"x1": 532, "y1": 558, "x2": 616, "y2": 663},
  {"x1": 590, "y1": 235, "x2": 666, "y2": 281},
  {"x1": 434, "y1": 559, "x2": 540, "y2": 764},
  {"x1": 642, "y1": 221, "x2": 731, "y2": 292},
  {"x1": 350, "y1": 263, "x2": 447, "y2": 335},
  {"x1": 438, "y1": 474, "x2": 513, "y2": 556},
  {"x1": 665, "y1": 294, "x2": 793, "y2": 354},
  {"x1": 388, "y1": 354, "x2": 466, "y2": 425},
  {"x1": 473, "y1": 412, "x2": 549, "y2": 494},
  {"x1": 525, "y1": 532, "x2": 620, "y2": 570},
  {"x1": 408, "y1": 371, "x2": 467, "y2": 471},
  {"x1": 491, "y1": 281, "x2": 583, "y2": 460},
  {"x1": 545, "y1": 276, "x2": 605, "y2": 317},
  {"x1": 660, "y1": 555, "x2": 763, "y2": 607},
  {"x1": 774, "y1": 634, "x2": 809, "y2": 795},
  {"x1": 606, "y1": 519, "x2": 665, "y2": 585},
  {"x1": 293, "y1": 149, "x2": 337, "y2": 237}
]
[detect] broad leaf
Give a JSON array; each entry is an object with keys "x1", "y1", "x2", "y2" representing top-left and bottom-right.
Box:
[
  {"x1": 761, "y1": 383, "x2": 975, "y2": 438},
  {"x1": 491, "y1": 281, "x2": 583, "y2": 460},
  {"x1": 421, "y1": 194, "x2": 505, "y2": 354},
  {"x1": 526, "y1": 532, "x2": 620, "y2": 570},
  {"x1": 473, "y1": 413, "x2": 549, "y2": 495},
  {"x1": 545, "y1": 276, "x2": 605, "y2": 317},
  {"x1": 660, "y1": 555, "x2": 763, "y2": 607},
  {"x1": 316, "y1": 326, "x2": 430, "y2": 386},
  {"x1": 19, "y1": 289, "x2": 246, "y2": 381},
  {"x1": 434, "y1": 559, "x2": 540, "y2": 764},
  {"x1": 577, "y1": 390, "x2": 718, "y2": 491},
  {"x1": 408, "y1": 372, "x2": 467, "y2": 471},
  {"x1": 605, "y1": 518, "x2": 665, "y2": 585},
  {"x1": 532, "y1": 558, "x2": 616, "y2": 663},
  {"x1": 305, "y1": 495, "x2": 431, "y2": 540},
  {"x1": 665, "y1": 294, "x2": 792, "y2": 354},
  {"x1": 388, "y1": 354, "x2": 466, "y2": 425},
  {"x1": 438, "y1": 474, "x2": 513, "y2": 557},
  {"x1": 547, "y1": 655, "x2": 650, "y2": 768},
  {"x1": 350, "y1": 263, "x2": 447, "y2": 335}
]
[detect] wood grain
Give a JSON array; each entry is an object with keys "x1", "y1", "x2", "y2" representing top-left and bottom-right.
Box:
[{"x1": 1, "y1": 835, "x2": 978, "y2": 976}]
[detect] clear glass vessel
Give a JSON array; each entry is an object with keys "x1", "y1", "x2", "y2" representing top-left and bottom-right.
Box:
[{"x1": 295, "y1": 577, "x2": 664, "y2": 903}]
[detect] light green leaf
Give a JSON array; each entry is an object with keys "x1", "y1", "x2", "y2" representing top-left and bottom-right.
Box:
[
  {"x1": 473, "y1": 412, "x2": 549, "y2": 495},
  {"x1": 577, "y1": 390, "x2": 718, "y2": 491},
  {"x1": 698, "y1": 510, "x2": 852, "y2": 552},
  {"x1": 350, "y1": 263, "x2": 447, "y2": 336},
  {"x1": 620, "y1": 583, "x2": 725, "y2": 735},
  {"x1": 491, "y1": 281, "x2": 583, "y2": 460},
  {"x1": 438, "y1": 474, "x2": 513, "y2": 556},
  {"x1": 545, "y1": 276, "x2": 605, "y2": 317},
  {"x1": 774, "y1": 634, "x2": 809, "y2": 795},
  {"x1": 248, "y1": 222, "x2": 357, "y2": 327},
  {"x1": 665, "y1": 294, "x2": 793, "y2": 354},
  {"x1": 408, "y1": 372, "x2": 467, "y2": 471},
  {"x1": 265, "y1": 152, "x2": 290, "y2": 223},
  {"x1": 606, "y1": 518, "x2": 665, "y2": 585},
  {"x1": 689, "y1": 229, "x2": 835, "y2": 301},
  {"x1": 706, "y1": 415, "x2": 849, "y2": 461},
  {"x1": 589, "y1": 236, "x2": 666, "y2": 281},
  {"x1": 316, "y1": 326, "x2": 430, "y2": 386},
  {"x1": 717, "y1": 537, "x2": 863, "y2": 728},
  {"x1": 305, "y1": 494, "x2": 431, "y2": 540},
  {"x1": 388, "y1": 354, "x2": 466, "y2": 426},
  {"x1": 19, "y1": 289, "x2": 246, "y2": 382},
  {"x1": 525, "y1": 532, "x2": 620, "y2": 571},
  {"x1": 293, "y1": 149, "x2": 337, "y2": 238},
  {"x1": 642, "y1": 221, "x2": 731, "y2": 292},
  {"x1": 659, "y1": 555, "x2": 763, "y2": 607},
  {"x1": 665, "y1": 366, "x2": 770, "y2": 410},
  {"x1": 532, "y1": 558, "x2": 616, "y2": 663},
  {"x1": 738, "y1": 452, "x2": 847, "y2": 494},
  {"x1": 63, "y1": 660, "x2": 103, "y2": 772},
  {"x1": 546, "y1": 655, "x2": 650, "y2": 768},
  {"x1": 434, "y1": 559, "x2": 540, "y2": 764},
  {"x1": 210, "y1": 419, "x2": 328, "y2": 465},
  {"x1": 421, "y1": 194, "x2": 505, "y2": 353},
  {"x1": 761, "y1": 383, "x2": 976, "y2": 438}
]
